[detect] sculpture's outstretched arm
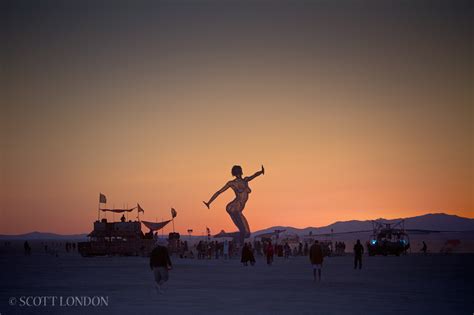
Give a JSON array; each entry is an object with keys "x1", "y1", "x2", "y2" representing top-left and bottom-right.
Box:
[
  {"x1": 244, "y1": 165, "x2": 265, "y2": 182},
  {"x1": 203, "y1": 183, "x2": 230, "y2": 209}
]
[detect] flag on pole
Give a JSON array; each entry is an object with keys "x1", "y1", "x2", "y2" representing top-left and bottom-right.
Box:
[
  {"x1": 171, "y1": 208, "x2": 177, "y2": 218},
  {"x1": 137, "y1": 203, "x2": 144, "y2": 213},
  {"x1": 99, "y1": 193, "x2": 107, "y2": 204}
]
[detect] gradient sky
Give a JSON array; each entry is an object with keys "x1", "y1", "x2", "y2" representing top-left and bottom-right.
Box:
[{"x1": 2, "y1": 0, "x2": 473, "y2": 235}]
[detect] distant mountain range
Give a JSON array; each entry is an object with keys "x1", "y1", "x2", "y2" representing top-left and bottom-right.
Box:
[
  {"x1": 0, "y1": 213, "x2": 473, "y2": 240},
  {"x1": 0, "y1": 231, "x2": 88, "y2": 240},
  {"x1": 252, "y1": 213, "x2": 474, "y2": 236}
]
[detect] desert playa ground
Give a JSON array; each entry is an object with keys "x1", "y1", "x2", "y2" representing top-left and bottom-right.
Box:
[{"x1": 0, "y1": 244, "x2": 473, "y2": 315}]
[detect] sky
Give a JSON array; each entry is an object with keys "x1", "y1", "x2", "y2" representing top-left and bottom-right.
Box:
[{"x1": 1, "y1": 0, "x2": 473, "y2": 235}]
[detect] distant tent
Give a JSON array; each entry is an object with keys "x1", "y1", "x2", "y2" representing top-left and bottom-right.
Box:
[
  {"x1": 141, "y1": 220, "x2": 172, "y2": 231},
  {"x1": 253, "y1": 232, "x2": 275, "y2": 239},
  {"x1": 213, "y1": 230, "x2": 235, "y2": 240},
  {"x1": 213, "y1": 230, "x2": 228, "y2": 238},
  {"x1": 253, "y1": 230, "x2": 286, "y2": 239},
  {"x1": 100, "y1": 207, "x2": 136, "y2": 213}
]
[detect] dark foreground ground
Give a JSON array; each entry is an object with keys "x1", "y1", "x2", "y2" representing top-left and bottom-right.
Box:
[{"x1": 1, "y1": 250, "x2": 473, "y2": 315}]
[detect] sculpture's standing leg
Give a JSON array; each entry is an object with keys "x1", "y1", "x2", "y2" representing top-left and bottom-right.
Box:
[
  {"x1": 228, "y1": 211, "x2": 251, "y2": 245},
  {"x1": 240, "y1": 213, "x2": 250, "y2": 239}
]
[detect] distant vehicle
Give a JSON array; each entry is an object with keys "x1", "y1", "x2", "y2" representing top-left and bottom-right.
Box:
[{"x1": 367, "y1": 220, "x2": 410, "y2": 256}]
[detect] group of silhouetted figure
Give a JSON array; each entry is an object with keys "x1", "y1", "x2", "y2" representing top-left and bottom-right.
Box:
[
  {"x1": 334, "y1": 241, "x2": 346, "y2": 255},
  {"x1": 64, "y1": 242, "x2": 76, "y2": 253},
  {"x1": 241, "y1": 242, "x2": 256, "y2": 266},
  {"x1": 165, "y1": 238, "x2": 357, "y2": 268},
  {"x1": 195, "y1": 240, "x2": 235, "y2": 259},
  {"x1": 157, "y1": 238, "x2": 336, "y2": 268},
  {"x1": 187, "y1": 239, "x2": 327, "y2": 264},
  {"x1": 146, "y1": 237, "x2": 435, "y2": 294},
  {"x1": 18, "y1": 241, "x2": 77, "y2": 257}
]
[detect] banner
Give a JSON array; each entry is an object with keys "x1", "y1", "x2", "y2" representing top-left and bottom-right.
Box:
[
  {"x1": 141, "y1": 220, "x2": 172, "y2": 231},
  {"x1": 100, "y1": 207, "x2": 136, "y2": 213},
  {"x1": 99, "y1": 193, "x2": 107, "y2": 204}
]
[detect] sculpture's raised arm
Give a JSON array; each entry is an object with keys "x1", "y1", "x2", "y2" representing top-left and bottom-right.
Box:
[
  {"x1": 203, "y1": 183, "x2": 230, "y2": 209},
  {"x1": 244, "y1": 165, "x2": 265, "y2": 182}
]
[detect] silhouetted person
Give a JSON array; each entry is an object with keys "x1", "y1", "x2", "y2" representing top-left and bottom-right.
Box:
[
  {"x1": 277, "y1": 244, "x2": 283, "y2": 257},
  {"x1": 204, "y1": 165, "x2": 265, "y2": 245},
  {"x1": 310, "y1": 240, "x2": 323, "y2": 281},
  {"x1": 284, "y1": 242, "x2": 291, "y2": 259},
  {"x1": 120, "y1": 214, "x2": 126, "y2": 222},
  {"x1": 150, "y1": 240, "x2": 172, "y2": 294},
  {"x1": 421, "y1": 241, "x2": 427, "y2": 255},
  {"x1": 197, "y1": 241, "x2": 203, "y2": 259},
  {"x1": 266, "y1": 241, "x2": 274, "y2": 265},
  {"x1": 249, "y1": 243, "x2": 256, "y2": 265},
  {"x1": 354, "y1": 239, "x2": 364, "y2": 269},
  {"x1": 24, "y1": 241, "x2": 31, "y2": 255},
  {"x1": 223, "y1": 240, "x2": 229, "y2": 260},
  {"x1": 241, "y1": 243, "x2": 254, "y2": 266}
]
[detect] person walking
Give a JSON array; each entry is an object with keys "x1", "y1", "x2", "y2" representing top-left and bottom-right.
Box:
[
  {"x1": 266, "y1": 241, "x2": 274, "y2": 266},
  {"x1": 150, "y1": 239, "x2": 172, "y2": 294},
  {"x1": 421, "y1": 241, "x2": 427, "y2": 255},
  {"x1": 353, "y1": 239, "x2": 364, "y2": 270},
  {"x1": 309, "y1": 240, "x2": 323, "y2": 281}
]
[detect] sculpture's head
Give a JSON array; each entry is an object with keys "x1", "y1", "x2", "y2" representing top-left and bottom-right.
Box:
[{"x1": 231, "y1": 165, "x2": 243, "y2": 177}]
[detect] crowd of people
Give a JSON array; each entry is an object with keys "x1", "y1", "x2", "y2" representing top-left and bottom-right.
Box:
[
  {"x1": 170, "y1": 239, "x2": 332, "y2": 264},
  {"x1": 17, "y1": 241, "x2": 78, "y2": 257},
  {"x1": 195, "y1": 240, "x2": 235, "y2": 259},
  {"x1": 150, "y1": 238, "x2": 369, "y2": 290}
]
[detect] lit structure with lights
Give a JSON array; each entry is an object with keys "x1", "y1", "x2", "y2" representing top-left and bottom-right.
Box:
[{"x1": 367, "y1": 220, "x2": 410, "y2": 256}]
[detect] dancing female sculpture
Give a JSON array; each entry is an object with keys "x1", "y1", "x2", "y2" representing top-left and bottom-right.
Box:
[{"x1": 203, "y1": 165, "x2": 265, "y2": 245}]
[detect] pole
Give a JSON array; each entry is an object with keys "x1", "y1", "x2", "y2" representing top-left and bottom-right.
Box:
[{"x1": 172, "y1": 218, "x2": 175, "y2": 233}]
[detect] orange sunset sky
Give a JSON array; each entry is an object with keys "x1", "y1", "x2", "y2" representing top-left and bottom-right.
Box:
[{"x1": 2, "y1": 1, "x2": 473, "y2": 235}]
